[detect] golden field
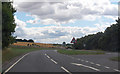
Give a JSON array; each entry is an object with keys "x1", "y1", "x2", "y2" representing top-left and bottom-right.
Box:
[{"x1": 12, "y1": 42, "x2": 56, "y2": 48}]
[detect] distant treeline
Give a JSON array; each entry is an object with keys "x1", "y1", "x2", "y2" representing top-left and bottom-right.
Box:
[
  {"x1": 16, "y1": 39, "x2": 34, "y2": 43},
  {"x1": 74, "y1": 18, "x2": 120, "y2": 52}
]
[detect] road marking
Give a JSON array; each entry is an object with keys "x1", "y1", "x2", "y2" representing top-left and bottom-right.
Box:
[
  {"x1": 96, "y1": 64, "x2": 101, "y2": 66},
  {"x1": 54, "y1": 50, "x2": 57, "y2": 52},
  {"x1": 50, "y1": 59, "x2": 57, "y2": 64},
  {"x1": 90, "y1": 62, "x2": 94, "y2": 64},
  {"x1": 113, "y1": 69, "x2": 120, "y2": 72},
  {"x1": 81, "y1": 60, "x2": 84, "y2": 61},
  {"x1": 46, "y1": 55, "x2": 50, "y2": 59},
  {"x1": 104, "y1": 66, "x2": 110, "y2": 69},
  {"x1": 61, "y1": 66, "x2": 72, "y2": 74},
  {"x1": 71, "y1": 63, "x2": 100, "y2": 71},
  {"x1": 3, "y1": 53, "x2": 29, "y2": 73},
  {"x1": 86, "y1": 61, "x2": 89, "y2": 62},
  {"x1": 45, "y1": 54, "x2": 47, "y2": 56}
]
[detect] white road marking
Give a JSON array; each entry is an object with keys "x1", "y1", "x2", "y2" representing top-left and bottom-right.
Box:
[
  {"x1": 50, "y1": 59, "x2": 57, "y2": 64},
  {"x1": 86, "y1": 61, "x2": 89, "y2": 62},
  {"x1": 71, "y1": 63, "x2": 100, "y2": 71},
  {"x1": 46, "y1": 55, "x2": 50, "y2": 59},
  {"x1": 81, "y1": 60, "x2": 84, "y2": 61},
  {"x1": 45, "y1": 54, "x2": 47, "y2": 56},
  {"x1": 90, "y1": 62, "x2": 94, "y2": 64},
  {"x1": 113, "y1": 69, "x2": 120, "y2": 72},
  {"x1": 61, "y1": 66, "x2": 72, "y2": 74},
  {"x1": 54, "y1": 50, "x2": 57, "y2": 52},
  {"x1": 104, "y1": 66, "x2": 110, "y2": 69},
  {"x1": 96, "y1": 64, "x2": 101, "y2": 66},
  {"x1": 3, "y1": 53, "x2": 29, "y2": 73}
]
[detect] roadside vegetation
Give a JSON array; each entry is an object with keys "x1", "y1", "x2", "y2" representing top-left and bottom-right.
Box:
[
  {"x1": 110, "y1": 56, "x2": 120, "y2": 62},
  {"x1": 74, "y1": 18, "x2": 120, "y2": 52},
  {"x1": 57, "y1": 49, "x2": 105, "y2": 55},
  {"x1": 2, "y1": 46, "x2": 58, "y2": 64}
]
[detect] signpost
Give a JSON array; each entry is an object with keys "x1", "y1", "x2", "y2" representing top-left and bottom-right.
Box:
[{"x1": 71, "y1": 37, "x2": 76, "y2": 44}]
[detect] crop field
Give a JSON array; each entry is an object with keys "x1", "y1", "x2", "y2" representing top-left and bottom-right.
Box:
[{"x1": 12, "y1": 42, "x2": 56, "y2": 48}]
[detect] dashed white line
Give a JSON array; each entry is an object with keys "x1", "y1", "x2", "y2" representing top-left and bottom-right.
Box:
[
  {"x1": 113, "y1": 69, "x2": 120, "y2": 72},
  {"x1": 3, "y1": 53, "x2": 29, "y2": 73},
  {"x1": 96, "y1": 64, "x2": 101, "y2": 66},
  {"x1": 50, "y1": 59, "x2": 57, "y2": 64},
  {"x1": 90, "y1": 62, "x2": 94, "y2": 64},
  {"x1": 61, "y1": 66, "x2": 72, "y2": 74},
  {"x1": 104, "y1": 66, "x2": 110, "y2": 69},
  {"x1": 71, "y1": 63, "x2": 100, "y2": 71},
  {"x1": 81, "y1": 60, "x2": 84, "y2": 61}
]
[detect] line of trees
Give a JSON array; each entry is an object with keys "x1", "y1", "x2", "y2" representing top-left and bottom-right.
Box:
[
  {"x1": 16, "y1": 39, "x2": 34, "y2": 43},
  {"x1": 74, "y1": 18, "x2": 120, "y2": 52}
]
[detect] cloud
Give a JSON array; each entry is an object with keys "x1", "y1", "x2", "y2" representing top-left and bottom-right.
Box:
[
  {"x1": 13, "y1": 0, "x2": 118, "y2": 25},
  {"x1": 14, "y1": 16, "x2": 110, "y2": 43}
]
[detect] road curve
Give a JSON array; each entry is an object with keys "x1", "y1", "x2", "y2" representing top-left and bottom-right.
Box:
[{"x1": 4, "y1": 50, "x2": 119, "y2": 73}]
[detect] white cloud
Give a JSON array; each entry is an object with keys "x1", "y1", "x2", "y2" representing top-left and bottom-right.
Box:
[
  {"x1": 13, "y1": 0, "x2": 118, "y2": 25},
  {"x1": 13, "y1": 0, "x2": 118, "y2": 43},
  {"x1": 14, "y1": 16, "x2": 109, "y2": 43}
]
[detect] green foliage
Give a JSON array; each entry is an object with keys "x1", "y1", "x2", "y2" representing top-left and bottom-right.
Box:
[
  {"x1": 74, "y1": 18, "x2": 120, "y2": 52},
  {"x1": 2, "y1": 2, "x2": 16, "y2": 49},
  {"x1": 57, "y1": 50, "x2": 105, "y2": 55}
]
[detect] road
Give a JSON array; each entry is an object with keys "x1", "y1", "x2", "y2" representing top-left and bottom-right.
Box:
[{"x1": 4, "y1": 50, "x2": 119, "y2": 73}]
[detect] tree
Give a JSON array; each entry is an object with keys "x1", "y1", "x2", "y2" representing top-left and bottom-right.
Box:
[
  {"x1": 28, "y1": 39, "x2": 34, "y2": 43},
  {"x1": 74, "y1": 18, "x2": 119, "y2": 52},
  {"x1": 2, "y1": 2, "x2": 16, "y2": 49}
]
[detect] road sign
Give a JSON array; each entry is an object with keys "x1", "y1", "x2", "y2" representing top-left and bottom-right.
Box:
[{"x1": 71, "y1": 37, "x2": 76, "y2": 43}]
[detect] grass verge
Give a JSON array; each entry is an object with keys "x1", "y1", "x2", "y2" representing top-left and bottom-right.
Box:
[
  {"x1": 110, "y1": 56, "x2": 120, "y2": 62},
  {"x1": 57, "y1": 49, "x2": 105, "y2": 55},
  {"x1": 2, "y1": 46, "x2": 58, "y2": 64}
]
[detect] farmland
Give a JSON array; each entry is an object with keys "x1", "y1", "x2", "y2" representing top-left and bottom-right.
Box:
[{"x1": 12, "y1": 42, "x2": 57, "y2": 48}]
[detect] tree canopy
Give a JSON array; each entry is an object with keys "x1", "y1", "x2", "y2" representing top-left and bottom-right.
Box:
[
  {"x1": 2, "y1": 2, "x2": 16, "y2": 49},
  {"x1": 74, "y1": 18, "x2": 120, "y2": 52}
]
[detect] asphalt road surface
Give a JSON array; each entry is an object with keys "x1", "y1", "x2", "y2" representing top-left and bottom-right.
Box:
[{"x1": 4, "y1": 50, "x2": 120, "y2": 73}]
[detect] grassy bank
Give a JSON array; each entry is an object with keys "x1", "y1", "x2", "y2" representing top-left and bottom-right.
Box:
[
  {"x1": 57, "y1": 49, "x2": 105, "y2": 55},
  {"x1": 2, "y1": 46, "x2": 58, "y2": 63},
  {"x1": 110, "y1": 56, "x2": 120, "y2": 62}
]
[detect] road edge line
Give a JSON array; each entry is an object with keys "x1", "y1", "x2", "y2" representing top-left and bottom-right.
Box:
[
  {"x1": 3, "y1": 53, "x2": 29, "y2": 73},
  {"x1": 61, "y1": 66, "x2": 72, "y2": 74}
]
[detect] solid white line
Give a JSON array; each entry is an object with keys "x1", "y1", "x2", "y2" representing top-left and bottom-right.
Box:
[
  {"x1": 113, "y1": 69, "x2": 120, "y2": 72},
  {"x1": 104, "y1": 66, "x2": 110, "y2": 69},
  {"x1": 4, "y1": 53, "x2": 29, "y2": 73},
  {"x1": 71, "y1": 63, "x2": 100, "y2": 71},
  {"x1": 46, "y1": 55, "x2": 50, "y2": 59},
  {"x1": 50, "y1": 59, "x2": 57, "y2": 64},
  {"x1": 61, "y1": 66, "x2": 72, "y2": 74},
  {"x1": 96, "y1": 64, "x2": 101, "y2": 66}
]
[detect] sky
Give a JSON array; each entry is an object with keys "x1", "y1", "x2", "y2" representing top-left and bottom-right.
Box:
[{"x1": 12, "y1": 0, "x2": 119, "y2": 44}]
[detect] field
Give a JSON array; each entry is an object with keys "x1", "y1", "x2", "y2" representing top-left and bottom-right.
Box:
[{"x1": 12, "y1": 42, "x2": 57, "y2": 48}]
